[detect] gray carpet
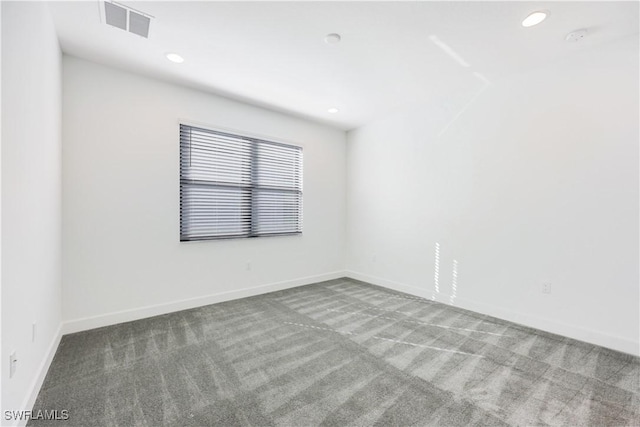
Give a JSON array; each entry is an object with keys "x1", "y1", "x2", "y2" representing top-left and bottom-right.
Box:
[{"x1": 30, "y1": 278, "x2": 639, "y2": 426}]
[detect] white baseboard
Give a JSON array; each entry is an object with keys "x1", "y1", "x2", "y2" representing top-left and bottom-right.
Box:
[
  {"x1": 62, "y1": 271, "x2": 347, "y2": 335},
  {"x1": 345, "y1": 270, "x2": 640, "y2": 356},
  {"x1": 11, "y1": 324, "x2": 63, "y2": 427}
]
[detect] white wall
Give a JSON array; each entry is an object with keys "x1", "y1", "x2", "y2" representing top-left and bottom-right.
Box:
[
  {"x1": 1, "y1": 1, "x2": 62, "y2": 419},
  {"x1": 62, "y1": 56, "x2": 346, "y2": 328},
  {"x1": 346, "y1": 36, "x2": 639, "y2": 355},
  {"x1": 0, "y1": 1, "x2": 3, "y2": 417}
]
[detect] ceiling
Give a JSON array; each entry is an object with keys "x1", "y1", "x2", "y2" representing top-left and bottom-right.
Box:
[{"x1": 49, "y1": 1, "x2": 639, "y2": 130}]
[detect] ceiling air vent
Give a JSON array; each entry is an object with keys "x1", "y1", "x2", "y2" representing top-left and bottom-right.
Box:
[
  {"x1": 102, "y1": 1, "x2": 152, "y2": 38},
  {"x1": 128, "y1": 11, "x2": 150, "y2": 38}
]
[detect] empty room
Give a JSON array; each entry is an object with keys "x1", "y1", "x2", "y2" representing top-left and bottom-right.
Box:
[{"x1": 1, "y1": 1, "x2": 638, "y2": 426}]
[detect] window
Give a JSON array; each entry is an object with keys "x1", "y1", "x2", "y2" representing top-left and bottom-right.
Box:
[{"x1": 180, "y1": 124, "x2": 303, "y2": 241}]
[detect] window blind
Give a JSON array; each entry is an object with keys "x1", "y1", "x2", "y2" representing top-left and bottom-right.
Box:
[{"x1": 180, "y1": 124, "x2": 303, "y2": 241}]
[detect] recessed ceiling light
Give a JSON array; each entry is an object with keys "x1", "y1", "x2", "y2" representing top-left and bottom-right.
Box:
[
  {"x1": 166, "y1": 53, "x2": 184, "y2": 63},
  {"x1": 324, "y1": 33, "x2": 341, "y2": 44},
  {"x1": 328, "y1": 107, "x2": 339, "y2": 114},
  {"x1": 522, "y1": 11, "x2": 548, "y2": 27}
]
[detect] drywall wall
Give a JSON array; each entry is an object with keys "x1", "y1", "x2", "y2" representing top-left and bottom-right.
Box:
[
  {"x1": 346, "y1": 35, "x2": 639, "y2": 355},
  {"x1": 0, "y1": 2, "x2": 3, "y2": 418},
  {"x1": 62, "y1": 56, "x2": 346, "y2": 327},
  {"x1": 1, "y1": 1, "x2": 62, "y2": 420}
]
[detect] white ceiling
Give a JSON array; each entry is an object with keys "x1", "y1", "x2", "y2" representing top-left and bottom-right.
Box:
[{"x1": 49, "y1": 1, "x2": 639, "y2": 130}]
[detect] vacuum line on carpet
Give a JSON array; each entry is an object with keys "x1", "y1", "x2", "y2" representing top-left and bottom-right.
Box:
[
  {"x1": 325, "y1": 308, "x2": 509, "y2": 337},
  {"x1": 283, "y1": 322, "x2": 482, "y2": 357}
]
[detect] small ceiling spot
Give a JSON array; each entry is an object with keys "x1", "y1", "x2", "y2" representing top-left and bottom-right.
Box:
[
  {"x1": 328, "y1": 107, "x2": 339, "y2": 114},
  {"x1": 324, "y1": 33, "x2": 341, "y2": 44},
  {"x1": 565, "y1": 29, "x2": 588, "y2": 42},
  {"x1": 166, "y1": 53, "x2": 184, "y2": 63},
  {"x1": 522, "y1": 11, "x2": 549, "y2": 27}
]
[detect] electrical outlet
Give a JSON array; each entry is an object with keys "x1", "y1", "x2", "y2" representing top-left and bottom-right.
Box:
[
  {"x1": 542, "y1": 282, "x2": 552, "y2": 294},
  {"x1": 9, "y1": 351, "x2": 17, "y2": 378}
]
